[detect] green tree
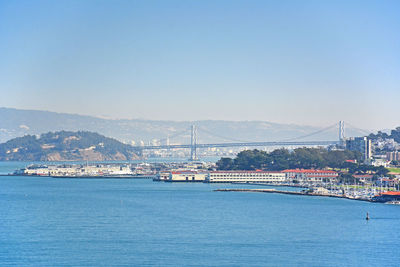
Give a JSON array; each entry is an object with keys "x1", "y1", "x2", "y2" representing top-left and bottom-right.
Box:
[
  {"x1": 338, "y1": 173, "x2": 356, "y2": 184},
  {"x1": 265, "y1": 149, "x2": 291, "y2": 171},
  {"x1": 233, "y1": 149, "x2": 268, "y2": 170},
  {"x1": 216, "y1": 157, "x2": 234, "y2": 170}
]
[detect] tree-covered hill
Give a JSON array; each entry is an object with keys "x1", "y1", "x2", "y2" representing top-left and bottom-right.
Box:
[
  {"x1": 0, "y1": 131, "x2": 140, "y2": 161},
  {"x1": 368, "y1": 127, "x2": 400, "y2": 143}
]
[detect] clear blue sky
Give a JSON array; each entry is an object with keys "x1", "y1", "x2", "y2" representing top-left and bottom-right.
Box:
[{"x1": 0, "y1": 0, "x2": 399, "y2": 129}]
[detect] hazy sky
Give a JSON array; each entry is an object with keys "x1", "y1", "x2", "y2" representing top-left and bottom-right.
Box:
[{"x1": 0, "y1": 0, "x2": 399, "y2": 129}]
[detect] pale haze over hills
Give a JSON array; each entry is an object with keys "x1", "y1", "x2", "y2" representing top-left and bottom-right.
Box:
[{"x1": 0, "y1": 107, "x2": 370, "y2": 145}]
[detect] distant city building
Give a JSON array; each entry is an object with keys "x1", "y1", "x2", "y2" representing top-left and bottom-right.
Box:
[
  {"x1": 386, "y1": 151, "x2": 400, "y2": 162},
  {"x1": 374, "y1": 138, "x2": 399, "y2": 151},
  {"x1": 345, "y1": 137, "x2": 372, "y2": 161},
  {"x1": 371, "y1": 158, "x2": 389, "y2": 167}
]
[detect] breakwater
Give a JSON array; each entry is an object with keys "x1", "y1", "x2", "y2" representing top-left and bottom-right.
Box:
[{"x1": 214, "y1": 188, "x2": 373, "y2": 202}]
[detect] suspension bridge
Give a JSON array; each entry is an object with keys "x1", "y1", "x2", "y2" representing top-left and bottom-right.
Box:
[{"x1": 133, "y1": 121, "x2": 371, "y2": 160}]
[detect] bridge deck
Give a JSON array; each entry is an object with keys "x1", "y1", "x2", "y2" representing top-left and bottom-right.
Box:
[{"x1": 134, "y1": 141, "x2": 339, "y2": 150}]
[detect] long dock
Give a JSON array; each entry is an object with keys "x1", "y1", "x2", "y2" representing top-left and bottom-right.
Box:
[{"x1": 214, "y1": 188, "x2": 373, "y2": 202}]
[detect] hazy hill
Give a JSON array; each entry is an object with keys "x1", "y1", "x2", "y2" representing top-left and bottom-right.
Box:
[
  {"x1": 0, "y1": 107, "x2": 368, "y2": 144},
  {"x1": 0, "y1": 131, "x2": 140, "y2": 161}
]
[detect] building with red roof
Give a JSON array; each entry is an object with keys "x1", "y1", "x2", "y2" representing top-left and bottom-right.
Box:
[
  {"x1": 353, "y1": 174, "x2": 374, "y2": 184},
  {"x1": 372, "y1": 191, "x2": 400, "y2": 202},
  {"x1": 282, "y1": 169, "x2": 338, "y2": 183}
]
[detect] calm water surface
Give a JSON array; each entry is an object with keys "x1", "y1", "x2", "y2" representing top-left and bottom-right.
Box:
[{"x1": 1, "y1": 162, "x2": 400, "y2": 266}]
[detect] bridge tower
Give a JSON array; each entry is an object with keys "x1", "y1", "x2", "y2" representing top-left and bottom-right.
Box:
[
  {"x1": 166, "y1": 135, "x2": 171, "y2": 155},
  {"x1": 190, "y1": 125, "x2": 198, "y2": 161},
  {"x1": 339, "y1": 121, "x2": 345, "y2": 147}
]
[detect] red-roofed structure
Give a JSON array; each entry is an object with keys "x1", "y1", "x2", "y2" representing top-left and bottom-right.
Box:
[
  {"x1": 282, "y1": 169, "x2": 338, "y2": 183},
  {"x1": 380, "y1": 191, "x2": 400, "y2": 196},
  {"x1": 373, "y1": 191, "x2": 400, "y2": 202}
]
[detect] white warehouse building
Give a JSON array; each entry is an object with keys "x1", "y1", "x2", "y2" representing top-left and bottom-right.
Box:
[
  {"x1": 167, "y1": 171, "x2": 208, "y2": 182},
  {"x1": 206, "y1": 171, "x2": 286, "y2": 183}
]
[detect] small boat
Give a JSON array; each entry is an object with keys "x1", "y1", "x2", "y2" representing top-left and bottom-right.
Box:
[{"x1": 366, "y1": 212, "x2": 370, "y2": 221}]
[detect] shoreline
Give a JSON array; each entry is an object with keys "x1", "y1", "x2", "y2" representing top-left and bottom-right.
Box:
[{"x1": 0, "y1": 174, "x2": 155, "y2": 179}]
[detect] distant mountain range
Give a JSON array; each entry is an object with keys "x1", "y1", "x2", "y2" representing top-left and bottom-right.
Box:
[
  {"x1": 0, "y1": 107, "x2": 368, "y2": 145},
  {"x1": 0, "y1": 131, "x2": 140, "y2": 161}
]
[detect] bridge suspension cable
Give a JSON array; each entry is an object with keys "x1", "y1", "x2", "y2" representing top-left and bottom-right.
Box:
[
  {"x1": 344, "y1": 122, "x2": 373, "y2": 136},
  {"x1": 156, "y1": 127, "x2": 191, "y2": 144},
  {"x1": 135, "y1": 122, "x2": 344, "y2": 150},
  {"x1": 196, "y1": 126, "x2": 252, "y2": 143},
  {"x1": 277, "y1": 123, "x2": 338, "y2": 142}
]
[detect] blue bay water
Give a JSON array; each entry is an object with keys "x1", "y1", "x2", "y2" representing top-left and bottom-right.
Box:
[{"x1": 1, "y1": 162, "x2": 400, "y2": 266}]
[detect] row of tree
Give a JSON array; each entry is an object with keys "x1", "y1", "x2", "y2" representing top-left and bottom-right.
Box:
[
  {"x1": 217, "y1": 148, "x2": 391, "y2": 179},
  {"x1": 368, "y1": 127, "x2": 400, "y2": 143},
  {"x1": 216, "y1": 148, "x2": 391, "y2": 178},
  {"x1": 216, "y1": 148, "x2": 363, "y2": 171}
]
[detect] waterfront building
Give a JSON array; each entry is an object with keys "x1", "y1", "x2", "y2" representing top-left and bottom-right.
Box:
[
  {"x1": 23, "y1": 165, "x2": 52, "y2": 176},
  {"x1": 376, "y1": 178, "x2": 397, "y2": 187},
  {"x1": 282, "y1": 169, "x2": 338, "y2": 184},
  {"x1": 206, "y1": 170, "x2": 286, "y2": 183},
  {"x1": 21, "y1": 164, "x2": 134, "y2": 177},
  {"x1": 353, "y1": 174, "x2": 373, "y2": 184},
  {"x1": 346, "y1": 137, "x2": 372, "y2": 161},
  {"x1": 49, "y1": 165, "x2": 81, "y2": 176},
  {"x1": 23, "y1": 165, "x2": 80, "y2": 176},
  {"x1": 80, "y1": 165, "x2": 133, "y2": 176},
  {"x1": 372, "y1": 191, "x2": 400, "y2": 202},
  {"x1": 156, "y1": 171, "x2": 170, "y2": 181},
  {"x1": 167, "y1": 171, "x2": 208, "y2": 182}
]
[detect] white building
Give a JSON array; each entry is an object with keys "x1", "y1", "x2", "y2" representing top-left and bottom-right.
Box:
[
  {"x1": 371, "y1": 159, "x2": 389, "y2": 167},
  {"x1": 353, "y1": 174, "x2": 373, "y2": 184},
  {"x1": 206, "y1": 171, "x2": 286, "y2": 183},
  {"x1": 168, "y1": 171, "x2": 208, "y2": 182},
  {"x1": 22, "y1": 164, "x2": 134, "y2": 177},
  {"x1": 156, "y1": 171, "x2": 171, "y2": 181}
]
